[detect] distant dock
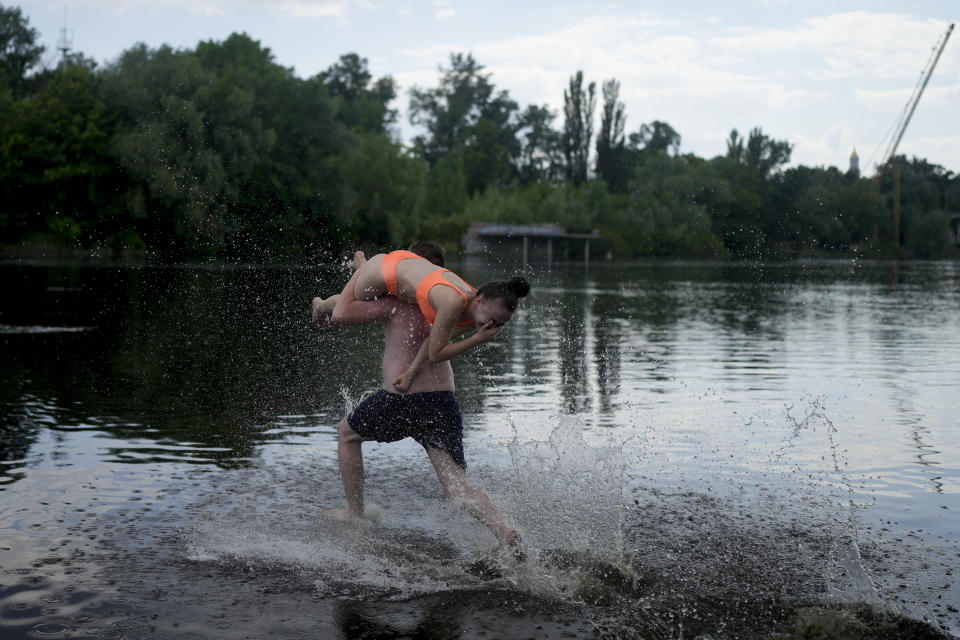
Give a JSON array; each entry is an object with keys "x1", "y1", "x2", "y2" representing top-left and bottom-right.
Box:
[{"x1": 462, "y1": 223, "x2": 601, "y2": 266}]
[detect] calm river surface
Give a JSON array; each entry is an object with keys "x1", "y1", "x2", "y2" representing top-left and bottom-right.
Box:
[{"x1": 1, "y1": 257, "x2": 958, "y2": 639}]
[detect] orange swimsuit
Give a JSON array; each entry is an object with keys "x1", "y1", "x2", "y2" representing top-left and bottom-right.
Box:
[
  {"x1": 380, "y1": 250, "x2": 475, "y2": 325},
  {"x1": 381, "y1": 250, "x2": 420, "y2": 296}
]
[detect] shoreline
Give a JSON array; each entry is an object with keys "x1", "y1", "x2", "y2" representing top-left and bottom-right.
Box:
[{"x1": 4, "y1": 242, "x2": 958, "y2": 266}]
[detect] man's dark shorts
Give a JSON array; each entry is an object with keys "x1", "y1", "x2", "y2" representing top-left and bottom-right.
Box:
[{"x1": 347, "y1": 390, "x2": 465, "y2": 469}]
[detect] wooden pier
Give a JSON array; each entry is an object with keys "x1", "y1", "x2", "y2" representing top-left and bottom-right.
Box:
[{"x1": 462, "y1": 223, "x2": 601, "y2": 267}]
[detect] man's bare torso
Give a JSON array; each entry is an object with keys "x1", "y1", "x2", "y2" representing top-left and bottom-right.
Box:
[{"x1": 381, "y1": 300, "x2": 455, "y2": 394}]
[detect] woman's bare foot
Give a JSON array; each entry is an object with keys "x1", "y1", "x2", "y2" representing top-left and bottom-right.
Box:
[
  {"x1": 312, "y1": 296, "x2": 334, "y2": 325},
  {"x1": 347, "y1": 250, "x2": 366, "y2": 271}
]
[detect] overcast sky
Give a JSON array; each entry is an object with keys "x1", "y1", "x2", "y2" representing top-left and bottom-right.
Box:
[{"x1": 17, "y1": 1, "x2": 960, "y2": 174}]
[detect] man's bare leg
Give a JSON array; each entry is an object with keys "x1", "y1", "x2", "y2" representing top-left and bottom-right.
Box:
[
  {"x1": 426, "y1": 447, "x2": 519, "y2": 546},
  {"x1": 337, "y1": 417, "x2": 365, "y2": 518}
]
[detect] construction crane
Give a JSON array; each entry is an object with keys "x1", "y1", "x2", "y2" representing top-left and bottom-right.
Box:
[
  {"x1": 877, "y1": 22, "x2": 954, "y2": 171},
  {"x1": 875, "y1": 22, "x2": 954, "y2": 247}
]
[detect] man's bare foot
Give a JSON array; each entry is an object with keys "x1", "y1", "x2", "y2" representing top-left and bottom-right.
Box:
[
  {"x1": 324, "y1": 504, "x2": 381, "y2": 524},
  {"x1": 325, "y1": 507, "x2": 360, "y2": 522},
  {"x1": 502, "y1": 529, "x2": 526, "y2": 562},
  {"x1": 347, "y1": 250, "x2": 366, "y2": 271}
]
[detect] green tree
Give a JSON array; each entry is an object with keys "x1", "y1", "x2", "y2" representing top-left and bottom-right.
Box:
[
  {"x1": 195, "y1": 33, "x2": 345, "y2": 258},
  {"x1": 878, "y1": 155, "x2": 952, "y2": 255},
  {"x1": 516, "y1": 104, "x2": 563, "y2": 185},
  {"x1": 424, "y1": 152, "x2": 468, "y2": 220},
  {"x1": 233, "y1": 67, "x2": 346, "y2": 258},
  {"x1": 772, "y1": 166, "x2": 883, "y2": 255},
  {"x1": 462, "y1": 183, "x2": 537, "y2": 226},
  {"x1": 907, "y1": 209, "x2": 949, "y2": 258},
  {"x1": 706, "y1": 155, "x2": 769, "y2": 257},
  {"x1": 725, "y1": 128, "x2": 745, "y2": 163},
  {"x1": 726, "y1": 127, "x2": 792, "y2": 178},
  {"x1": 0, "y1": 4, "x2": 44, "y2": 95},
  {"x1": 562, "y1": 70, "x2": 595, "y2": 187},
  {"x1": 630, "y1": 120, "x2": 681, "y2": 156},
  {"x1": 102, "y1": 43, "x2": 247, "y2": 255},
  {"x1": 595, "y1": 78, "x2": 629, "y2": 191},
  {"x1": 317, "y1": 53, "x2": 397, "y2": 134},
  {"x1": 0, "y1": 64, "x2": 120, "y2": 246},
  {"x1": 334, "y1": 131, "x2": 426, "y2": 248},
  {"x1": 409, "y1": 53, "x2": 519, "y2": 194},
  {"x1": 769, "y1": 165, "x2": 835, "y2": 254},
  {"x1": 627, "y1": 153, "x2": 725, "y2": 257},
  {"x1": 100, "y1": 34, "x2": 344, "y2": 258}
]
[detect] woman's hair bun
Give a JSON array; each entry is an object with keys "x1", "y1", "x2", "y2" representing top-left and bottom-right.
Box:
[{"x1": 508, "y1": 276, "x2": 530, "y2": 298}]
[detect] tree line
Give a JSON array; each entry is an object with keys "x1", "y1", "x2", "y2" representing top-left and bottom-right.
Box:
[{"x1": 1, "y1": 5, "x2": 957, "y2": 261}]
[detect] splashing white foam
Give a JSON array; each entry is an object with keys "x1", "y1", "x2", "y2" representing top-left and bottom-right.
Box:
[
  {"x1": 506, "y1": 414, "x2": 625, "y2": 561},
  {"x1": 0, "y1": 324, "x2": 93, "y2": 334},
  {"x1": 829, "y1": 539, "x2": 879, "y2": 604}
]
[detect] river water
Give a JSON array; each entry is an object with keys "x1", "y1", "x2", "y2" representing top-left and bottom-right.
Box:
[{"x1": 1, "y1": 257, "x2": 957, "y2": 639}]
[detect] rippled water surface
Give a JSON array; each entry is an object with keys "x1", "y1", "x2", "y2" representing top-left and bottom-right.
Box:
[{"x1": 1, "y1": 258, "x2": 958, "y2": 639}]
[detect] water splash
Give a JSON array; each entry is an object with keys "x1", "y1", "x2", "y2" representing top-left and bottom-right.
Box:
[
  {"x1": 506, "y1": 415, "x2": 626, "y2": 562},
  {"x1": 0, "y1": 324, "x2": 93, "y2": 334},
  {"x1": 830, "y1": 539, "x2": 879, "y2": 603},
  {"x1": 177, "y1": 416, "x2": 636, "y2": 607},
  {"x1": 773, "y1": 399, "x2": 879, "y2": 605}
]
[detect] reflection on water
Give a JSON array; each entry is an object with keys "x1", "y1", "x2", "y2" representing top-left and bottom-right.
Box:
[{"x1": 1, "y1": 258, "x2": 958, "y2": 638}]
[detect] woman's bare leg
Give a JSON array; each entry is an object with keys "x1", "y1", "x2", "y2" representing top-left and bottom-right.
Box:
[
  {"x1": 348, "y1": 250, "x2": 367, "y2": 270},
  {"x1": 351, "y1": 253, "x2": 388, "y2": 301},
  {"x1": 313, "y1": 295, "x2": 338, "y2": 322},
  {"x1": 312, "y1": 251, "x2": 368, "y2": 323}
]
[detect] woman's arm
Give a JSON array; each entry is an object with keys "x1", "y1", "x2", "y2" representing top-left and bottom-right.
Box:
[
  {"x1": 392, "y1": 338, "x2": 431, "y2": 393},
  {"x1": 393, "y1": 323, "x2": 475, "y2": 392},
  {"x1": 427, "y1": 303, "x2": 501, "y2": 363}
]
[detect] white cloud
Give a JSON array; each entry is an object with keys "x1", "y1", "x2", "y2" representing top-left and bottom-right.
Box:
[
  {"x1": 32, "y1": 2, "x2": 953, "y2": 170},
  {"x1": 183, "y1": 2, "x2": 231, "y2": 17},
  {"x1": 392, "y1": 68, "x2": 443, "y2": 96},
  {"x1": 708, "y1": 12, "x2": 952, "y2": 80},
  {"x1": 906, "y1": 133, "x2": 960, "y2": 154},
  {"x1": 391, "y1": 13, "x2": 827, "y2": 156},
  {"x1": 898, "y1": 134, "x2": 960, "y2": 172},
  {"x1": 854, "y1": 78, "x2": 960, "y2": 113},
  {"x1": 854, "y1": 86, "x2": 913, "y2": 112},
  {"x1": 792, "y1": 122, "x2": 858, "y2": 168},
  {"x1": 40, "y1": 0, "x2": 351, "y2": 19},
  {"x1": 432, "y1": 0, "x2": 453, "y2": 19},
  {"x1": 398, "y1": 14, "x2": 823, "y2": 123},
  {"x1": 277, "y1": 1, "x2": 348, "y2": 18}
]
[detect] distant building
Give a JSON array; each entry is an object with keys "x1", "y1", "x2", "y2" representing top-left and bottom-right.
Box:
[
  {"x1": 462, "y1": 222, "x2": 601, "y2": 265},
  {"x1": 849, "y1": 149, "x2": 860, "y2": 177}
]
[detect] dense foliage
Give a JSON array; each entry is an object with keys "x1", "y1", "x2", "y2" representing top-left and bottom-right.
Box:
[{"x1": 1, "y1": 6, "x2": 957, "y2": 260}]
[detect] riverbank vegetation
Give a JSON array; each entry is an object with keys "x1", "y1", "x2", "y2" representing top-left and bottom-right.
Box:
[{"x1": 1, "y1": 6, "x2": 957, "y2": 261}]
